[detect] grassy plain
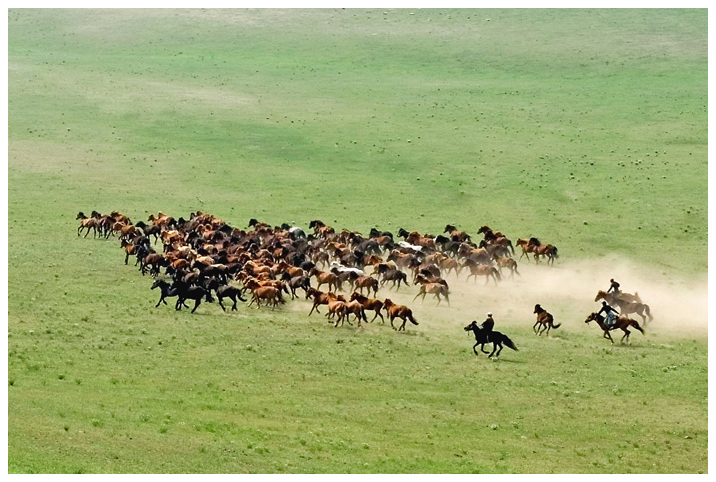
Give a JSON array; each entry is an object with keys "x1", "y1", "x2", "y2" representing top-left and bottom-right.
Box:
[{"x1": 8, "y1": 9, "x2": 707, "y2": 473}]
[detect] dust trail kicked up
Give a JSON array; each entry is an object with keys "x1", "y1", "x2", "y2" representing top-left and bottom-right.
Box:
[{"x1": 376, "y1": 254, "x2": 707, "y2": 337}]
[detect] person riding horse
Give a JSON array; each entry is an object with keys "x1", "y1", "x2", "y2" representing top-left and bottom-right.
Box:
[
  {"x1": 481, "y1": 313, "x2": 495, "y2": 341},
  {"x1": 598, "y1": 301, "x2": 619, "y2": 328},
  {"x1": 607, "y1": 278, "x2": 620, "y2": 295}
]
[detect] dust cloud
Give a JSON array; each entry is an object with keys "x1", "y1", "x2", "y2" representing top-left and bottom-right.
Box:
[{"x1": 366, "y1": 255, "x2": 707, "y2": 338}]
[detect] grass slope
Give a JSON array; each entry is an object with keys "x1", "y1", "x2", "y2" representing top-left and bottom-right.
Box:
[{"x1": 8, "y1": 9, "x2": 707, "y2": 473}]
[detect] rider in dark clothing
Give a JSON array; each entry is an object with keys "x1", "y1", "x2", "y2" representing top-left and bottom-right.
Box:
[
  {"x1": 598, "y1": 301, "x2": 619, "y2": 328},
  {"x1": 607, "y1": 278, "x2": 620, "y2": 294},
  {"x1": 481, "y1": 313, "x2": 495, "y2": 341}
]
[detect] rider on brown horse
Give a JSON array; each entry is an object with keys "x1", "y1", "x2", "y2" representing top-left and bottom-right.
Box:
[{"x1": 598, "y1": 301, "x2": 619, "y2": 328}]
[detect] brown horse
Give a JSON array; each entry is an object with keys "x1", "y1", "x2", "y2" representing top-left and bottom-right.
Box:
[
  {"x1": 438, "y1": 257, "x2": 462, "y2": 277},
  {"x1": 594, "y1": 291, "x2": 653, "y2": 324},
  {"x1": 495, "y1": 256, "x2": 519, "y2": 278},
  {"x1": 383, "y1": 299, "x2": 418, "y2": 331},
  {"x1": 477, "y1": 225, "x2": 506, "y2": 239},
  {"x1": 584, "y1": 312, "x2": 645, "y2": 343},
  {"x1": 76, "y1": 212, "x2": 98, "y2": 238},
  {"x1": 465, "y1": 263, "x2": 501, "y2": 285},
  {"x1": 248, "y1": 286, "x2": 284, "y2": 310},
  {"x1": 413, "y1": 282, "x2": 450, "y2": 306},
  {"x1": 354, "y1": 275, "x2": 379, "y2": 297},
  {"x1": 594, "y1": 289, "x2": 643, "y2": 305},
  {"x1": 515, "y1": 238, "x2": 537, "y2": 262},
  {"x1": 335, "y1": 300, "x2": 368, "y2": 327},
  {"x1": 444, "y1": 224, "x2": 471, "y2": 243},
  {"x1": 309, "y1": 268, "x2": 341, "y2": 292},
  {"x1": 306, "y1": 288, "x2": 342, "y2": 315},
  {"x1": 533, "y1": 304, "x2": 561, "y2": 336},
  {"x1": 533, "y1": 244, "x2": 559, "y2": 265},
  {"x1": 350, "y1": 292, "x2": 385, "y2": 322}
]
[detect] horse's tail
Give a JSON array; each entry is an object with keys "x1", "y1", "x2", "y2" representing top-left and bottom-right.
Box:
[
  {"x1": 408, "y1": 312, "x2": 418, "y2": 325},
  {"x1": 502, "y1": 335, "x2": 518, "y2": 351},
  {"x1": 552, "y1": 322, "x2": 561, "y2": 329},
  {"x1": 508, "y1": 240, "x2": 515, "y2": 255},
  {"x1": 552, "y1": 246, "x2": 559, "y2": 258},
  {"x1": 644, "y1": 303, "x2": 653, "y2": 321},
  {"x1": 631, "y1": 320, "x2": 645, "y2": 334}
]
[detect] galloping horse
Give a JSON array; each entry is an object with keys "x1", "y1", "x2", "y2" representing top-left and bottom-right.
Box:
[
  {"x1": 463, "y1": 321, "x2": 518, "y2": 358},
  {"x1": 413, "y1": 282, "x2": 450, "y2": 306},
  {"x1": 584, "y1": 312, "x2": 645, "y2": 343},
  {"x1": 383, "y1": 299, "x2": 418, "y2": 331},
  {"x1": 594, "y1": 291, "x2": 653, "y2": 324},
  {"x1": 533, "y1": 304, "x2": 561, "y2": 336},
  {"x1": 533, "y1": 244, "x2": 559, "y2": 265},
  {"x1": 495, "y1": 256, "x2": 519, "y2": 278},
  {"x1": 350, "y1": 292, "x2": 385, "y2": 322},
  {"x1": 515, "y1": 238, "x2": 537, "y2": 262},
  {"x1": 465, "y1": 262, "x2": 501, "y2": 285},
  {"x1": 76, "y1": 212, "x2": 98, "y2": 238}
]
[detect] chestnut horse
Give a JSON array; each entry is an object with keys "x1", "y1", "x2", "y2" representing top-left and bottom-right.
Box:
[
  {"x1": 413, "y1": 282, "x2": 450, "y2": 306},
  {"x1": 584, "y1": 312, "x2": 645, "y2": 344},
  {"x1": 533, "y1": 304, "x2": 561, "y2": 335},
  {"x1": 465, "y1": 262, "x2": 501, "y2": 285},
  {"x1": 350, "y1": 292, "x2": 385, "y2": 322},
  {"x1": 383, "y1": 299, "x2": 418, "y2": 331},
  {"x1": 495, "y1": 256, "x2": 519, "y2": 278},
  {"x1": 354, "y1": 275, "x2": 379, "y2": 297},
  {"x1": 594, "y1": 291, "x2": 653, "y2": 324}
]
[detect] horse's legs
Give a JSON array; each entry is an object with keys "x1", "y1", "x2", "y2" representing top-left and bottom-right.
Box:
[
  {"x1": 191, "y1": 299, "x2": 201, "y2": 313},
  {"x1": 390, "y1": 315, "x2": 396, "y2": 330},
  {"x1": 621, "y1": 329, "x2": 630, "y2": 343},
  {"x1": 218, "y1": 297, "x2": 226, "y2": 311},
  {"x1": 604, "y1": 330, "x2": 614, "y2": 344},
  {"x1": 399, "y1": 318, "x2": 407, "y2": 331},
  {"x1": 533, "y1": 321, "x2": 540, "y2": 334},
  {"x1": 231, "y1": 296, "x2": 238, "y2": 311},
  {"x1": 155, "y1": 296, "x2": 164, "y2": 308},
  {"x1": 481, "y1": 343, "x2": 490, "y2": 354},
  {"x1": 488, "y1": 343, "x2": 499, "y2": 358},
  {"x1": 473, "y1": 342, "x2": 480, "y2": 356}
]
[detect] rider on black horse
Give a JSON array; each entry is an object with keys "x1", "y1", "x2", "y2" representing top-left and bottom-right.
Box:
[{"x1": 481, "y1": 312, "x2": 495, "y2": 340}]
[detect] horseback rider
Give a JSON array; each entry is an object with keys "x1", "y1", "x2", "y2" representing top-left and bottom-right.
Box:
[
  {"x1": 607, "y1": 278, "x2": 620, "y2": 294},
  {"x1": 480, "y1": 312, "x2": 495, "y2": 342},
  {"x1": 598, "y1": 301, "x2": 619, "y2": 328}
]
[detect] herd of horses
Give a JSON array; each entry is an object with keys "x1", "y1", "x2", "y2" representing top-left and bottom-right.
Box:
[{"x1": 76, "y1": 210, "x2": 649, "y2": 355}]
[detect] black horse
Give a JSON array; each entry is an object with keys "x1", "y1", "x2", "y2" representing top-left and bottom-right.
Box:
[
  {"x1": 380, "y1": 269, "x2": 409, "y2": 290},
  {"x1": 150, "y1": 279, "x2": 186, "y2": 308},
  {"x1": 464, "y1": 321, "x2": 518, "y2": 358},
  {"x1": 215, "y1": 285, "x2": 246, "y2": 311},
  {"x1": 172, "y1": 281, "x2": 214, "y2": 313}
]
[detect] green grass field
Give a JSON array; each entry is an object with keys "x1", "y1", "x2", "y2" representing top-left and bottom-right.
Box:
[{"x1": 8, "y1": 9, "x2": 707, "y2": 473}]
